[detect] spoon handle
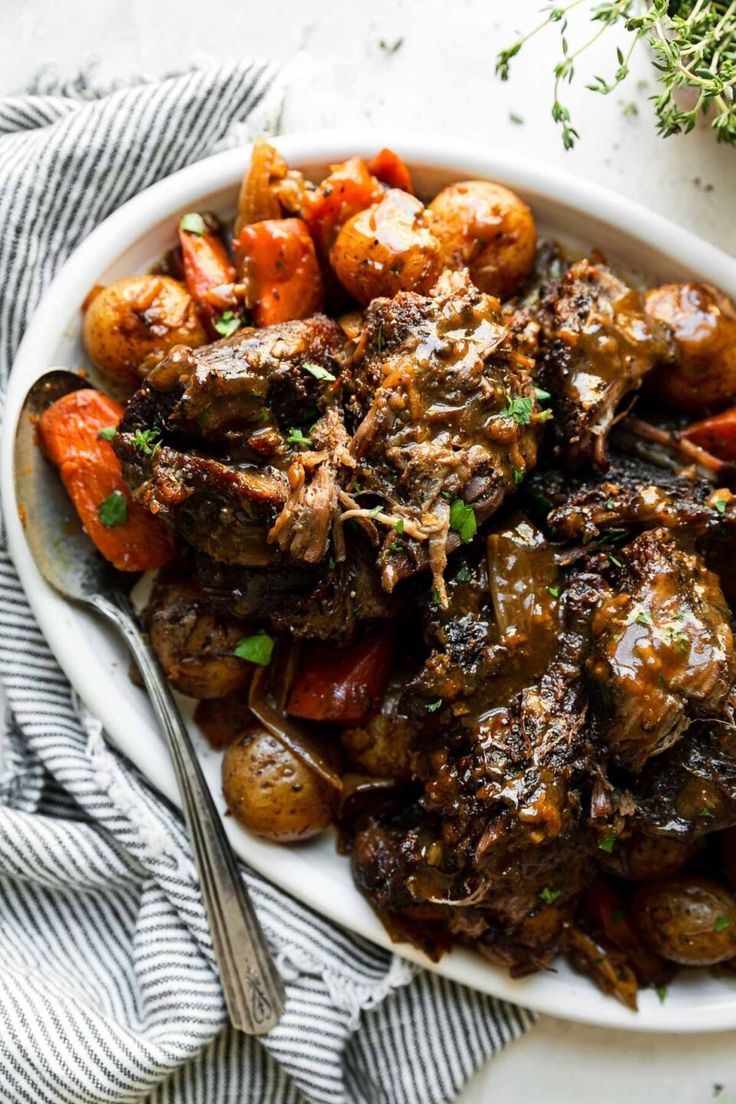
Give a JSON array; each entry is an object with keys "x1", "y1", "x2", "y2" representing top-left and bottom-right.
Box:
[{"x1": 90, "y1": 590, "x2": 285, "y2": 1035}]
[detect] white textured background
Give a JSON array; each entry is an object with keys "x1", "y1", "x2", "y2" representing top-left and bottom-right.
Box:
[{"x1": 2, "y1": 1, "x2": 736, "y2": 1100}]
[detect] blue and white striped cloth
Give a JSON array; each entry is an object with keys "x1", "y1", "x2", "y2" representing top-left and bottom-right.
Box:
[{"x1": 0, "y1": 63, "x2": 533, "y2": 1103}]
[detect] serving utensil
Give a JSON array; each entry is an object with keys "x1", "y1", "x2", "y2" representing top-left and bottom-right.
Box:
[{"x1": 14, "y1": 369, "x2": 285, "y2": 1035}]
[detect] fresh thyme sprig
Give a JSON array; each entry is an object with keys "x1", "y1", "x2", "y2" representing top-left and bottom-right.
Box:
[{"x1": 496, "y1": 1, "x2": 736, "y2": 149}]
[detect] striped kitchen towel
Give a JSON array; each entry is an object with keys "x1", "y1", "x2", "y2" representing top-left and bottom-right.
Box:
[{"x1": 0, "y1": 63, "x2": 533, "y2": 1104}]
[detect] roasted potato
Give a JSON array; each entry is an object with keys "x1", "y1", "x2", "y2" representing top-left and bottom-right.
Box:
[
  {"x1": 222, "y1": 727, "x2": 337, "y2": 841},
  {"x1": 428, "y1": 180, "x2": 536, "y2": 301},
  {"x1": 633, "y1": 875, "x2": 736, "y2": 965},
  {"x1": 644, "y1": 282, "x2": 736, "y2": 411},
  {"x1": 83, "y1": 274, "x2": 207, "y2": 385},
  {"x1": 146, "y1": 580, "x2": 251, "y2": 699},
  {"x1": 330, "y1": 189, "x2": 443, "y2": 304},
  {"x1": 618, "y1": 832, "x2": 696, "y2": 882},
  {"x1": 194, "y1": 695, "x2": 254, "y2": 750}
]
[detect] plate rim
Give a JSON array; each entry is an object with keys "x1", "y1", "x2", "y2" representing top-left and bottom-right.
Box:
[{"x1": 4, "y1": 129, "x2": 736, "y2": 1033}]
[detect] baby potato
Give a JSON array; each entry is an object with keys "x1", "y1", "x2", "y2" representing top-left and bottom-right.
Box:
[
  {"x1": 619, "y1": 832, "x2": 696, "y2": 882},
  {"x1": 82, "y1": 274, "x2": 207, "y2": 385},
  {"x1": 330, "y1": 188, "x2": 443, "y2": 305},
  {"x1": 644, "y1": 282, "x2": 736, "y2": 411},
  {"x1": 633, "y1": 875, "x2": 736, "y2": 966},
  {"x1": 428, "y1": 180, "x2": 536, "y2": 301},
  {"x1": 222, "y1": 727, "x2": 337, "y2": 842}
]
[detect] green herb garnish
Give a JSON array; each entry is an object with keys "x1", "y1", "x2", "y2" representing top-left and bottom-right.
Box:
[
  {"x1": 715, "y1": 497, "x2": 728, "y2": 515},
  {"x1": 179, "y1": 212, "x2": 206, "y2": 235},
  {"x1": 539, "y1": 886, "x2": 562, "y2": 904},
  {"x1": 667, "y1": 627, "x2": 689, "y2": 652},
  {"x1": 234, "y1": 632, "x2": 274, "y2": 667},
  {"x1": 456, "y1": 566, "x2": 472, "y2": 583},
  {"x1": 376, "y1": 324, "x2": 384, "y2": 355},
  {"x1": 286, "y1": 428, "x2": 313, "y2": 447},
  {"x1": 430, "y1": 587, "x2": 441, "y2": 606},
  {"x1": 513, "y1": 467, "x2": 524, "y2": 485},
  {"x1": 548, "y1": 585, "x2": 561, "y2": 599},
  {"x1": 714, "y1": 916, "x2": 731, "y2": 933},
  {"x1": 389, "y1": 541, "x2": 403, "y2": 554},
  {"x1": 634, "y1": 610, "x2": 652, "y2": 627},
  {"x1": 426, "y1": 699, "x2": 443, "y2": 713},
  {"x1": 509, "y1": 111, "x2": 525, "y2": 125},
  {"x1": 500, "y1": 393, "x2": 534, "y2": 426},
  {"x1": 598, "y1": 833, "x2": 617, "y2": 854},
  {"x1": 98, "y1": 491, "x2": 127, "y2": 528},
  {"x1": 393, "y1": 518, "x2": 405, "y2": 534},
  {"x1": 449, "y1": 499, "x2": 477, "y2": 543},
  {"x1": 534, "y1": 386, "x2": 551, "y2": 402},
  {"x1": 656, "y1": 986, "x2": 668, "y2": 1004},
  {"x1": 213, "y1": 310, "x2": 242, "y2": 338},
  {"x1": 608, "y1": 552, "x2": 623, "y2": 568},
  {"x1": 303, "y1": 362, "x2": 336, "y2": 382},
  {"x1": 97, "y1": 426, "x2": 117, "y2": 441},
  {"x1": 132, "y1": 428, "x2": 161, "y2": 457}
]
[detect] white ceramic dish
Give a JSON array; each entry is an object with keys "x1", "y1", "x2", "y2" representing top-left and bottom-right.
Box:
[{"x1": 4, "y1": 131, "x2": 736, "y2": 1033}]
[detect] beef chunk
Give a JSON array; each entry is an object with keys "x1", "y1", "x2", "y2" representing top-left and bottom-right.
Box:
[
  {"x1": 541, "y1": 452, "x2": 736, "y2": 544},
  {"x1": 344, "y1": 271, "x2": 542, "y2": 599},
  {"x1": 537, "y1": 261, "x2": 674, "y2": 471},
  {"x1": 587, "y1": 528, "x2": 735, "y2": 770}
]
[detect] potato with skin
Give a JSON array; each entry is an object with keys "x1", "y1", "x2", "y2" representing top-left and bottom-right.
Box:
[
  {"x1": 222, "y1": 727, "x2": 337, "y2": 842},
  {"x1": 644, "y1": 282, "x2": 736, "y2": 411},
  {"x1": 83, "y1": 274, "x2": 207, "y2": 385},
  {"x1": 428, "y1": 180, "x2": 536, "y2": 301},
  {"x1": 632, "y1": 876, "x2": 736, "y2": 966},
  {"x1": 618, "y1": 832, "x2": 696, "y2": 882},
  {"x1": 330, "y1": 188, "x2": 443, "y2": 305}
]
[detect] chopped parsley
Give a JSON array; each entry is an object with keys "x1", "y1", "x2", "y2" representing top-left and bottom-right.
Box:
[
  {"x1": 393, "y1": 518, "x2": 405, "y2": 534},
  {"x1": 534, "y1": 386, "x2": 551, "y2": 402},
  {"x1": 369, "y1": 505, "x2": 382, "y2": 518},
  {"x1": 449, "y1": 499, "x2": 477, "y2": 543},
  {"x1": 699, "y1": 808, "x2": 715, "y2": 818},
  {"x1": 656, "y1": 986, "x2": 668, "y2": 1004},
  {"x1": 714, "y1": 916, "x2": 731, "y2": 933},
  {"x1": 426, "y1": 699, "x2": 443, "y2": 713},
  {"x1": 179, "y1": 212, "x2": 206, "y2": 235},
  {"x1": 605, "y1": 497, "x2": 616, "y2": 510},
  {"x1": 714, "y1": 497, "x2": 728, "y2": 515},
  {"x1": 513, "y1": 467, "x2": 524, "y2": 485},
  {"x1": 286, "y1": 428, "x2": 313, "y2": 447},
  {"x1": 376, "y1": 324, "x2": 384, "y2": 355},
  {"x1": 98, "y1": 491, "x2": 127, "y2": 528},
  {"x1": 234, "y1": 632, "x2": 274, "y2": 666},
  {"x1": 539, "y1": 886, "x2": 562, "y2": 904},
  {"x1": 634, "y1": 610, "x2": 652, "y2": 627},
  {"x1": 213, "y1": 310, "x2": 242, "y2": 338},
  {"x1": 303, "y1": 361, "x2": 336, "y2": 382},
  {"x1": 389, "y1": 541, "x2": 403, "y2": 554},
  {"x1": 666, "y1": 627, "x2": 689, "y2": 652},
  {"x1": 608, "y1": 552, "x2": 623, "y2": 568},
  {"x1": 328, "y1": 557, "x2": 336, "y2": 570},
  {"x1": 598, "y1": 833, "x2": 617, "y2": 854},
  {"x1": 379, "y1": 36, "x2": 404, "y2": 53},
  {"x1": 97, "y1": 426, "x2": 117, "y2": 441},
  {"x1": 500, "y1": 393, "x2": 533, "y2": 426},
  {"x1": 456, "y1": 566, "x2": 472, "y2": 583},
  {"x1": 132, "y1": 428, "x2": 161, "y2": 457},
  {"x1": 509, "y1": 111, "x2": 525, "y2": 125},
  {"x1": 548, "y1": 585, "x2": 561, "y2": 599},
  {"x1": 430, "y1": 587, "x2": 441, "y2": 606}
]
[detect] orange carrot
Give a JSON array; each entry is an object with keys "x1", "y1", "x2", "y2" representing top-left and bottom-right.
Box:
[
  {"x1": 38, "y1": 389, "x2": 175, "y2": 572},
  {"x1": 681, "y1": 407, "x2": 736, "y2": 461},
  {"x1": 287, "y1": 629, "x2": 393, "y2": 724},
  {"x1": 235, "y1": 218, "x2": 324, "y2": 327},
  {"x1": 179, "y1": 218, "x2": 236, "y2": 319},
  {"x1": 368, "y1": 148, "x2": 413, "y2": 194},
  {"x1": 302, "y1": 157, "x2": 385, "y2": 255}
]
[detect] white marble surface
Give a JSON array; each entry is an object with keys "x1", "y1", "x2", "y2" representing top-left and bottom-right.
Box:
[{"x1": 2, "y1": 0, "x2": 736, "y2": 1100}]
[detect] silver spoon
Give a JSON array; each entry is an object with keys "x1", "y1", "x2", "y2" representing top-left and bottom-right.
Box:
[{"x1": 14, "y1": 369, "x2": 285, "y2": 1036}]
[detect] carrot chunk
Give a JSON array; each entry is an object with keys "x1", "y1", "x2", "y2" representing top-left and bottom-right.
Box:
[
  {"x1": 179, "y1": 219, "x2": 236, "y2": 319},
  {"x1": 286, "y1": 630, "x2": 393, "y2": 724},
  {"x1": 681, "y1": 406, "x2": 736, "y2": 461},
  {"x1": 368, "y1": 148, "x2": 414, "y2": 194},
  {"x1": 302, "y1": 157, "x2": 385, "y2": 255},
  {"x1": 235, "y1": 218, "x2": 324, "y2": 327},
  {"x1": 38, "y1": 389, "x2": 174, "y2": 572}
]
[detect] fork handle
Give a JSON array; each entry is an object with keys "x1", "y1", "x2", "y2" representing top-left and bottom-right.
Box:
[{"x1": 90, "y1": 590, "x2": 285, "y2": 1035}]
